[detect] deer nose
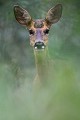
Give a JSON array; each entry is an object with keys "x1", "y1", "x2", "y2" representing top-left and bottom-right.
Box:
[{"x1": 34, "y1": 42, "x2": 45, "y2": 50}]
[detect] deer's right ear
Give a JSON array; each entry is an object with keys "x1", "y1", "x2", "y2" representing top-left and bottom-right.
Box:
[
  {"x1": 14, "y1": 5, "x2": 32, "y2": 27},
  {"x1": 45, "y1": 4, "x2": 62, "y2": 26}
]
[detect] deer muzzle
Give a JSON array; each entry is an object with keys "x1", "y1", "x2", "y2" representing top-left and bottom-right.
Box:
[
  {"x1": 34, "y1": 42, "x2": 45, "y2": 50},
  {"x1": 34, "y1": 29, "x2": 45, "y2": 50}
]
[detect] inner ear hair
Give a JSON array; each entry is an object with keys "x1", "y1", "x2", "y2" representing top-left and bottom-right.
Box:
[
  {"x1": 14, "y1": 5, "x2": 33, "y2": 27},
  {"x1": 45, "y1": 4, "x2": 62, "y2": 26}
]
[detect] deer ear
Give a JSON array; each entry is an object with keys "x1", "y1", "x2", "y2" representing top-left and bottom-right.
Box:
[
  {"x1": 14, "y1": 5, "x2": 32, "y2": 27},
  {"x1": 45, "y1": 4, "x2": 62, "y2": 26}
]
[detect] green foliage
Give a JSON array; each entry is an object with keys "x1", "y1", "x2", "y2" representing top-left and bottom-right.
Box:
[{"x1": 0, "y1": 0, "x2": 80, "y2": 120}]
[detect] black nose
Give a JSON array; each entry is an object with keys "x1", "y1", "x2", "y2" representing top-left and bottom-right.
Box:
[{"x1": 34, "y1": 42, "x2": 45, "y2": 49}]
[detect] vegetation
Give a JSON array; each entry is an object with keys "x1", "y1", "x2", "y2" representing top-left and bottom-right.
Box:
[{"x1": 0, "y1": 0, "x2": 80, "y2": 120}]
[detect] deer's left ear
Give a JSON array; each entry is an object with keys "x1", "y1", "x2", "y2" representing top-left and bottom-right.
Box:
[
  {"x1": 14, "y1": 5, "x2": 32, "y2": 27},
  {"x1": 45, "y1": 4, "x2": 62, "y2": 26}
]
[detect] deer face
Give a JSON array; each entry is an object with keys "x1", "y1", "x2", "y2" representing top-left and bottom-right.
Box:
[
  {"x1": 28, "y1": 19, "x2": 50, "y2": 49},
  {"x1": 14, "y1": 4, "x2": 62, "y2": 50}
]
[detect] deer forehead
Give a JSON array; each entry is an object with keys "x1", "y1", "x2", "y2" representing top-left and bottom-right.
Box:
[
  {"x1": 29, "y1": 19, "x2": 48, "y2": 31},
  {"x1": 34, "y1": 19, "x2": 44, "y2": 28}
]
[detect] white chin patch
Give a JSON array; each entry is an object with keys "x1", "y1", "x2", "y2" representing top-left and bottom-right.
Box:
[
  {"x1": 34, "y1": 46, "x2": 45, "y2": 50},
  {"x1": 42, "y1": 46, "x2": 45, "y2": 49},
  {"x1": 34, "y1": 46, "x2": 37, "y2": 49}
]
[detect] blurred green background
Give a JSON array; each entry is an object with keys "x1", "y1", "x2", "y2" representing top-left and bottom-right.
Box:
[{"x1": 0, "y1": 0, "x2": 80, "y2": 120}]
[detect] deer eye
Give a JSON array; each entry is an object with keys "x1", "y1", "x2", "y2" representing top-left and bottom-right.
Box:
[
  {"x1": 44, "y1": 29, "x2": 49, "y2": 34},
  {"x1": 29, "y1": 30, "x2": 35, "y2": 35}
]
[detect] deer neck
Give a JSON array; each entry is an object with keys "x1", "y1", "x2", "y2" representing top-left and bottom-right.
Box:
[{"x1": 34, "y1": 47, "x2": 50, "y2": 82}]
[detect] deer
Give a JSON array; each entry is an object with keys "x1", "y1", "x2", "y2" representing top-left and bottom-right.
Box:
[{"x1": 13, "y1": 4, "x2": 62, "y2": 87}]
